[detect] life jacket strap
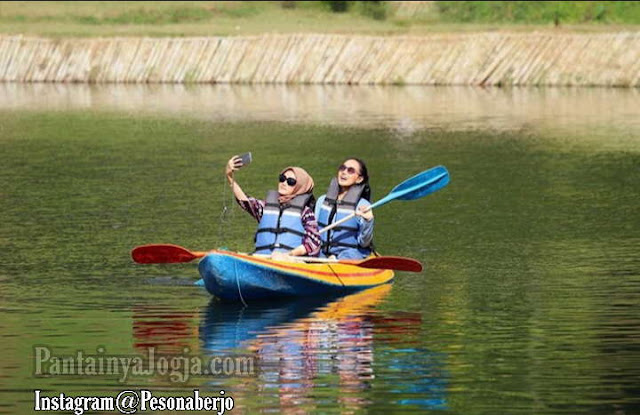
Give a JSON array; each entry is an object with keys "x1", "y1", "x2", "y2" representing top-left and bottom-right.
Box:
[
  {"x1": 323, "y1": 225, "x2": 358, "y2": 232},
  {"x1": 254, "y1": 243, "x2": 296, "y2": 252},
  {"x1": 321, "y1": 241, "x2": 362, "y2": 250},
  {"x1": 255, "y1": 227, "x2": 306, "y2": 237}
]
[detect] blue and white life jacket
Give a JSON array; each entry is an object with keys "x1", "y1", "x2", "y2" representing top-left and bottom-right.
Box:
[
  {"x1": 317, "y1": 178, "x2": 371, "y2": 258},
  {"x1": 254, "y1": 191, "x2": 312, "y2": 255}
]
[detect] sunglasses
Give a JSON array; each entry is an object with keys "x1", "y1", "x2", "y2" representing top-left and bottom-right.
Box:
[
  {"x1": 338, "y1": 165, "x2": 359, "y2": 175},
  {"x1": 279, "y1": 174, "x2": 297, "y2": 187}
]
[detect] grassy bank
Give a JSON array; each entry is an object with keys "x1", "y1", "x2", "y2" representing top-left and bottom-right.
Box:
[
  {"x1": 0, "y1": 1, "x2": 638, "y2": 37},
  {"x1": 436, "y1": 1, "x2": 640, "y2": 25}
]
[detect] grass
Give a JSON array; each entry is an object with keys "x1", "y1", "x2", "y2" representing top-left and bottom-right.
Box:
[
  {"x1": 0, "y1": 1, "x2": 637, "y2": 38},
  {"x1": 436, "y1": 1, "x2": 640, "y2": 25}
]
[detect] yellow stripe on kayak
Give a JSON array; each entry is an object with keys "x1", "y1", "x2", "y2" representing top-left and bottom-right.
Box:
[{"x1": 224, "y1": 251, "x2": 394, "y2": 286}]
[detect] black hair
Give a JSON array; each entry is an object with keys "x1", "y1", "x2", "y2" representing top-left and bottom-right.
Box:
[
  {"x1": 342, "y1": 157, "x2": 371, "y2": 201},
  {"x1": 306, "y1": 193, "x2": 317, "y2": 211}
]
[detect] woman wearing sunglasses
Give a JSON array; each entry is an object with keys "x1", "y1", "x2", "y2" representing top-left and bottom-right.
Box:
[
  {"x1": 315, "y1": 158, "x2": 374, "y2": 260},
  {"x1": 225, "y1": 155, "x2": 321, "y2": 258}
]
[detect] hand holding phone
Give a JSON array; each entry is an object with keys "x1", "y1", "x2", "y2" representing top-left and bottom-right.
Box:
[
  {"x1": 226, "y1": 152, "x2": 252, "y2": 176},
  {"x1": 238, "y1": 152, "x2": 252, "y2": 167}
]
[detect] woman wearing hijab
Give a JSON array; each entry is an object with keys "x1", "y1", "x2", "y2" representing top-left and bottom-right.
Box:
[
  {"x1": 315, "y1": 158, "x2": 374, "y2": 260},
  {"x1": 225, "y1": 155, "x2": 320, "y2": 258}
]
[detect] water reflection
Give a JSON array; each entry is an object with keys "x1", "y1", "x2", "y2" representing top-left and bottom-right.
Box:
[
  {"x1": 132, "y1": 306, "x2": 199, "y2": 353},
  {"x1": 199, "y1": 285, "x2": 448, "y2": 412},
  {"x1": 199, "y1": 295, "x2": 336, "y2": 353},
  {"x1": 1, "y1": 83, "x2": 639, "y2": 139}
]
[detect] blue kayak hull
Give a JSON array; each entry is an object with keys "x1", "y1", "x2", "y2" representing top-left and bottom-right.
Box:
[{"x1": 198, "y1": 251, "x2": 394, "y2": 301}]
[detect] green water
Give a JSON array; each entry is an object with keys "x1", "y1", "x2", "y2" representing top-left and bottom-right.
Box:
[{"x1": 1, "y1": 86, "x2": 639, "y2": 414}]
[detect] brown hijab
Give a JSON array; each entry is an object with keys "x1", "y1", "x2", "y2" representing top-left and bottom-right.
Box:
[{"x1": 278, "y1": 166, "x2": 314, "y2": 204}]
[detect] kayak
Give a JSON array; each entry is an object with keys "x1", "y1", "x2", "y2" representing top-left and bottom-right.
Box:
[{"x1": 198, "y1": 251, "x2": 394, "y2": 301}]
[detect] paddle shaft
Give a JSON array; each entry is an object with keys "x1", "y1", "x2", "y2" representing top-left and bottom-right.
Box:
[
  {"x1": 318, "y1": 190, "x2": 393, "y2": 234},
  {"x1": 319, "y1": 211, "x2": 359, "y2": 234}
]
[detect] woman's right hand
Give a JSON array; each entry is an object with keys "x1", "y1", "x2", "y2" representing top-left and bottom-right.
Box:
[
  {"x1": 226, "y1": 156, "x2": 243, "y2": 176},
  {"x1": 225, "y1": 155, "x2": 249, "y2": 201},
  {"x1": 355, "y1": 205, "x2": 374, "y2": 222}
]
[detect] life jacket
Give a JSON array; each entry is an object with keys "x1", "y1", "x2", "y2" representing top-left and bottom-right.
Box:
[
  {"x1": 317, "y1": 178, "x2": 371, "y2": 257},
  {"x1": 254, "y1": 191, "x2": 312, "y2": 255}
]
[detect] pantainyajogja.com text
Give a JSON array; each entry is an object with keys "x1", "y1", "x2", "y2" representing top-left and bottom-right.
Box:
[{"x1": 34, "y1": 346, "x2": 254, "y2": 383}]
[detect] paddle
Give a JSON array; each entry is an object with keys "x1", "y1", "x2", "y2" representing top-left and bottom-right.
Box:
[
  {"x1": 343, "y1": 256, "x2": 423, "y2": 272},
  {"x1": 131, "y1": 244, "x2": 209, "y2": 264},
  {"x1": 319, "y1": 165, "x2": 449, "y2": 234},
  {"x1": 131, "y1": 244, "x2": 422, "y2": 272},
  {"x1": 296, "y1": 255, "x2": 422, "y2": 272}
]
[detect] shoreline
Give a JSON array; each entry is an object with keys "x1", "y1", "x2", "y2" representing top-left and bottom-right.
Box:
[{"x1": 1, "y1": 32, "x2": 638, "y2": 87}]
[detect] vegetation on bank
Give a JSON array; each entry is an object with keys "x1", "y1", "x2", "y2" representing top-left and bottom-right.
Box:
[
  {"x1": 0, "y1": 1, "x2": 638, "y2": 37},
  {"x1": 436, "y1": 1, "x2": 640, "y2": 24}
]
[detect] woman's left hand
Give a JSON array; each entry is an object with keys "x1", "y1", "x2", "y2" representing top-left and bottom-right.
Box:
[{"x1": 355, "y1": 205, "x2": 374, "y2": 221}]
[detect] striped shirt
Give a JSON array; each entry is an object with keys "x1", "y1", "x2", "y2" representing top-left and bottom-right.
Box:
[{"x1": 236, "y1": 197, "x2": 321, "y2": 256}]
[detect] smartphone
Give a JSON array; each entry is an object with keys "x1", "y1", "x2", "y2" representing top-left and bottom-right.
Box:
[{"x1": 239, "y1": 152, "x2": 252, "y2": 167}]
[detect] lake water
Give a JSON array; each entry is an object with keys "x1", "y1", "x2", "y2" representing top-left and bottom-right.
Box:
[{"x1": 1, "y1": 84, "x2": 639, "y2": 414}]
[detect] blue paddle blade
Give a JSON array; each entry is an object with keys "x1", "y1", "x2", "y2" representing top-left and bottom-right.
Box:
[
  {"x1": 371, "y1": 166, "x2": 449, "y2": 209},
  {"x1": 395, "y1": 166, "x2": 449, "y2": 201}
]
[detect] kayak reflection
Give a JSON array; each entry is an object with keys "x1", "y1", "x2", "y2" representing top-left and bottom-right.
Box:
[
  {"x1": 199, "y1": 293, "x2": 339, "y2": 353},
  {"x1": 200, "y1": 284, "x2": 448, "y2": 411}
]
